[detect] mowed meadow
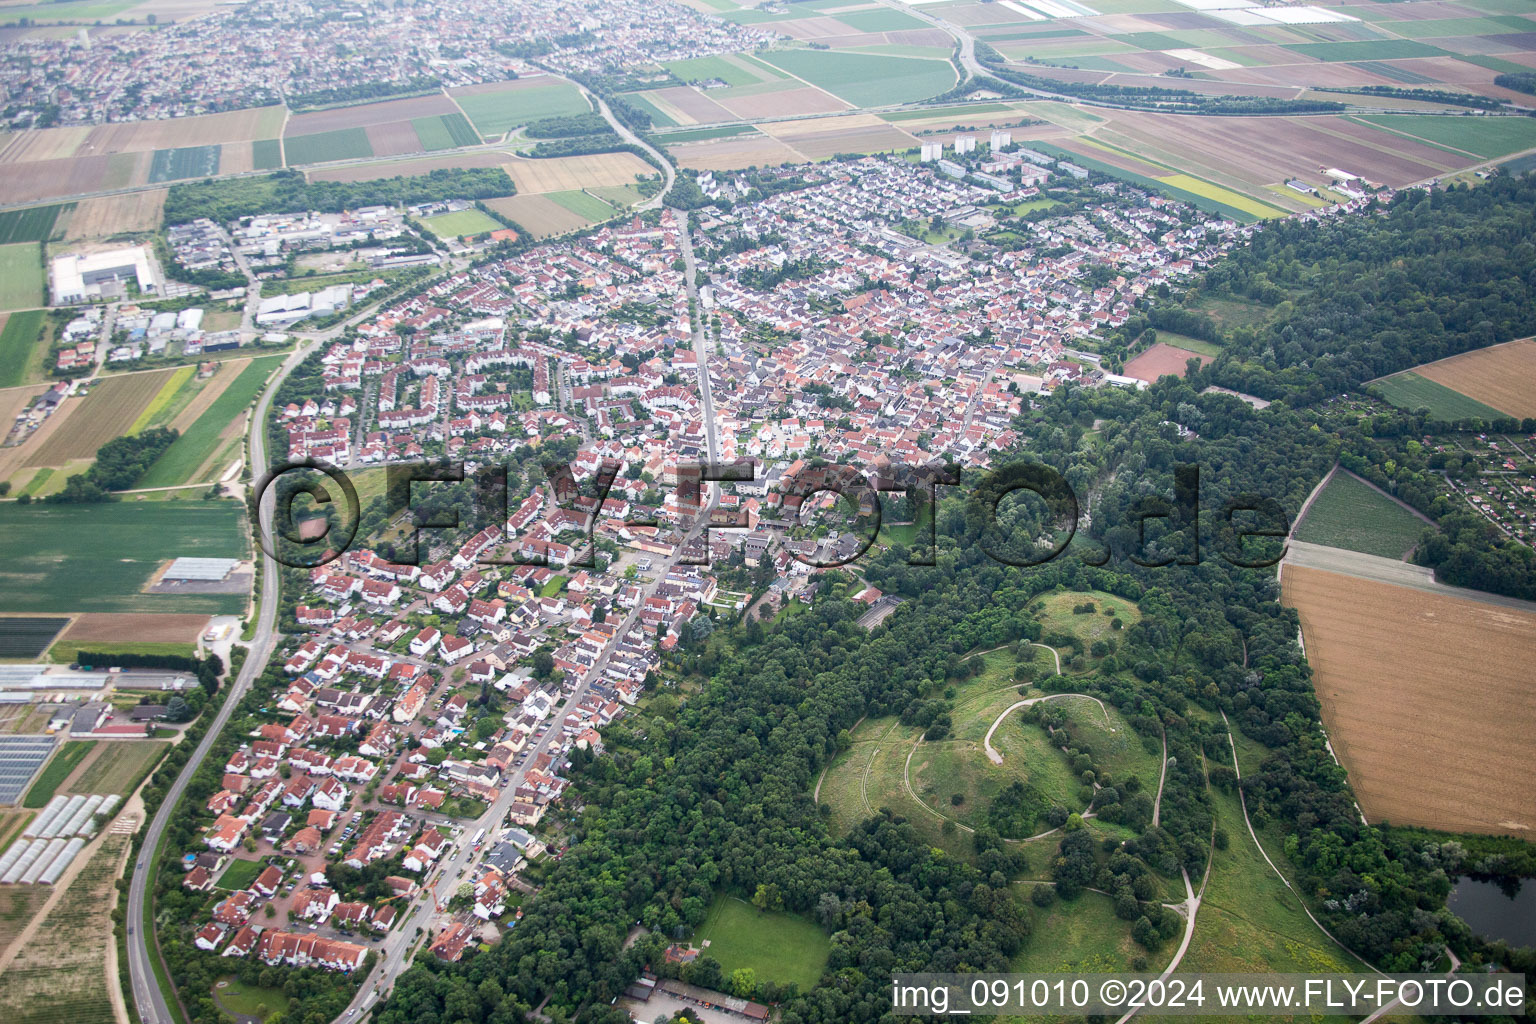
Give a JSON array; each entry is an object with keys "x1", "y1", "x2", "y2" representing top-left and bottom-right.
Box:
[{"x1": 1282, "y1": 564, "x2": 1536, "y2": 836}]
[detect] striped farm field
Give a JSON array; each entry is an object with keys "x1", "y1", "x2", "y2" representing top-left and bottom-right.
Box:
[
  {"x1": 282, "y1": 127, "x2": 373, "y2": 165},
  {"x1": 1373, "y1": 371, "x2": 1506, "y2": 421},
  {"x1": 24, "y1": 369, "x2": 179, "y2": 467},
  {"x1": 128, "y1": 365, "x2": 195, "y2": 433},
  {"x1": 413, "y1": 113, "x2": 481, "y2": 151},
  {"x1": 137, "y1": 356, "x2": 281, "y2": 487},
  {"x1": 0, "y1": 203, "x2": 71, "y2": 245},
  {"x1": 1404, "y1": 338, "x2": 1536, "y2": 419},
  {"x1": 1155, "y1": 174, "x2": 1284, "y2": 220}
]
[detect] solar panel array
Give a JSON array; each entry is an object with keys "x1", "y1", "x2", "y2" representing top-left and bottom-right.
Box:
[{"x1": 0, "y1": 735, "x2": 55, "y2": 804}]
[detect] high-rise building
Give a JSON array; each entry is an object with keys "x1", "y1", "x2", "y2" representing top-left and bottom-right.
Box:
[
  {"x1": 955, "y1": 135, "x2": 976, "y2": 154},
  {"x1": 919, "y1": 141, "x2": 943, "y2": 163},
  {"x1": 990, "y1": 129, "x2": 1012, "y2": 150}
]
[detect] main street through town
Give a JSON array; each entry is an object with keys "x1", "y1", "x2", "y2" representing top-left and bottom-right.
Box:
[{"x1": 340, "y1": 205, "x2": 720, "y2": 1020}]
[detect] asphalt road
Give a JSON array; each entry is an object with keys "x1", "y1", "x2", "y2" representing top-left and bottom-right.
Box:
[
  {"x1": 337, "y1": 207, "x2": 720, "y2": 1022},
  {"x1": 125, "y1": 338, "x2": 314, "y2": 1024}
]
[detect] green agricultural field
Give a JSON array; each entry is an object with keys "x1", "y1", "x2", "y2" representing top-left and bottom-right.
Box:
[
  {"x1": 453, "y1": 83, "x2": 591, "y2": 138},
  {"x1": 759, "y1": 50, "x2": 957, "y2": 107},
  {"x1": 129, "y1": 365, "x2": 196, "y2": 433},
  {"x1": 624, "y1": 94, "x2": 680, "y2": 129},
  {"x1": 215, "y1": 857, "x2": 263, "y2": 891},
  {"x1": 547, "y1": 190, "x2": 617, "y2": 221},
  {"x1": 0, "y1": 502, "x2": 248, "y2": 614},
  {"x1": 1373, "y1": 369, "x2": 1505, "y2": 420},
  {"x1": 420, "y1": 208, "x2": 504, "y2": 239},
  {"x1": 1284, "y1": 39, "x2": 1449, "y2": 61},
  {"x1": 282, "y1": 127, "x2": 374, "y2": 166},
  {"x1": 695, "y1": 896, "x2": 830, "y2": 991},
  {"x1": 0, "y1": 0, "x2": 133, "y2": 22},
  {"x1": 148, "y1": 145, "x2": 221, "y2": 184},
  {"x1": 657, "y1": 124, "x2": 757, "y2": 143},
  {"x1": 138, "y1": 355, "x2": 282, "y2": 487},
  {"x1": 1294, "y1": 470, "x2": 1429, "y2": 559},
  {"x1": 251, "y1": 139, "x2": 283, "y2": 170},
  {"x1": 65, "y1": 740, "x2": 168, "y2": 797},
  {"x1": 0, "y1": 243, "x2": 44, "y2": 310},
  {"x1": 835, "y1": 7, "x2": 927, "y2": 30},
  {"x1": 665, "y1": 54, "x2": 765, "y2": 86},
  {"x1": 1358, "y1": 114, "x2": 1536, "y2": 160},
  {"x1": 413, "y1": 113, "x2": 481, "y2": 151},
  {"x1": 0, "y1": 308, "x2": 46, "y2": 387},
  {"x1": 0, "y1": 204, "x2": 70, "y2": 245},
  {"x1": 22, "y1": 741, "x2": 95, "y2": 808}
]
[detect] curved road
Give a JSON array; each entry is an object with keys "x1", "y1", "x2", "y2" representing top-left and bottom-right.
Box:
[{"x1": 126, "y1": 339, "x2": 313, "y2": 1024}]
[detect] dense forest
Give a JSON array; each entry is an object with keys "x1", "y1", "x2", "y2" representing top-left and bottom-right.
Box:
[
  {"x1": 163, "y1": 168, "x2": 518, "y2": 225},
  {"x1": 367, "y1": 175, "x2": 1536, "y2": 1024}
]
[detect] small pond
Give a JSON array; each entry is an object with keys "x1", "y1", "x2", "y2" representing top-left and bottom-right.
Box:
[{"x1": 1447, "y1": 877, "x2": 1536, "y2": 948}]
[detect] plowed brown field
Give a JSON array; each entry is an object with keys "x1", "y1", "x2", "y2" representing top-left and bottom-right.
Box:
[
  {"x1": 1283, "y1": 564, "x2": 1536, "y2": 837},
  {"x1": 1410, "y1": 337, "x2": 1536, "y2": 418}
]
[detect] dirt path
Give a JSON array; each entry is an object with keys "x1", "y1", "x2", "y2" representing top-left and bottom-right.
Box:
[
  {"x1": 983, "y1": 691, "x2": 1107, "y2": 765},
  {"x1": 1152, "y1": 725, "x2": 1167, "y2": 827},
  {"x1": 812, "y1": 714, "x2": 865, "y2": 803}
]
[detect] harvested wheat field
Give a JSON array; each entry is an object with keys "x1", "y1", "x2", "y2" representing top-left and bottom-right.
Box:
[
  {"x1": 671, "y1": 132, "x2": 805, "y2": 171},
  {"x1": 24, "y1": 368, "x2": 177, "y2": 467},
  {"x1": 504, "y1": 151, "x2": 654, "y2": 193},
  {"x1": 1283, "y1": 564, "x2": 1536, "y2": 837},
  {"x1": 63, "y1": 189, "x2": 167, "y2": 240},
  {"x1": 58, "y1": 612, "x2": 208, "y2": 644},
  {"x1": 1409, "y1": 338, "x2": 1536, "y2": 418},
  {"x1": 1124, "y1": 342, "x2": 1212, "y2": 383},
  {"x1": 80, "y1": 106, "x2": 284, "y2": 154},
  {"x1": 485, "y1": 194, "x2": 596, "y2": 238}
]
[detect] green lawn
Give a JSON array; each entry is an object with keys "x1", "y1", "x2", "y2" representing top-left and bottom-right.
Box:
[
  {"x1": 22, "y1": 741, "x2": 95, "y2": 808},
  {"x1": 282, "y1": 127, "x2": 374, "y2": 166},
  {"x1": 1149, "y1": 329, "x2": 1222, "y2": 358},
  {"x1": 148, "y1": 145, "x2": 221, "y2": 184},
  {"x1": 0, "y1": 308, "x2": 46, "y2": 387},
  {"x1": 420, "y1": 208, "x2": 505, "y2": 239},
  {"x1": 1033, "y1": 589, "x2": 1141, "y2": 658},
  {"x1": 758, "y1": 49, "x2": 957, "y2": 107},
  {"x1": 0, "y1": 502, "x2": 248, "y2": 614},
  {"x1": 452, "y1": 82, "x2": 591, "y2": 138},
  {"x1": 1012, "y1": 888, "x2": 1168, "y2": 973},
  {"x1": 1359, "y1": 114, "x2": 1536, "y2": 160},
  {"x1": 138, "y1": 356, "x2": 282, "y2": 487},
  {"x1": 413, "y1": 113, "x2": 481, "y2": 151},
  {"x1": 1373, "y1": 370, "x2": 1506, "y2": 421},
  {"x1": 214, "y1": 977, "x2": 288, "y2": 1021},
  {"x1": 547, "y1": 190, "x2": 617, "y2": 221},
  {"x1": 696, "y1": 896, "x2": 830, "y2": 992},
  {"x1": 0, "y1": 243, "x2": 44, "y2": 310},
  {"x1": 1294, "y1": 470, "x2": 1429, "y2": 559},
  {"x1": 215, "y1": 857, "x2": 263, "y2": 891}
]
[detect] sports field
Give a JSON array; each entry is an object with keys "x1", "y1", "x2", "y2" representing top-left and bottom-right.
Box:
[
  {"x1": 419, "y1": 208, "x2": 504, "y2": 239},
  {"x1": 0, "y1": 502, "x2": 248, "y2": 614},
  {"x1": 452, "y1": 81, "x2": 591, "y2": 138},
  {"x1": 282, "y1": 127, "x2": 374, "y2": 166},
  {"x1": 1374, "y1": 370, "x2": 1506, "y2": 421},
  {"x1": 757, "y1": 50, "x2": 956, "y2": 107},
  {"x1": 1123, "y1": 340, "x2": 1211, "y2": 383},
  {"x1": 24, "y1": 369, "x2": 179, "y2": 468},
  {"x1": 148, "y1": 144, "x2": 221, "y2": 183},
  {"x1": 695, "y1": 896, "x2": 830, "y2": 991},
  {"x1": 0, "y1": 309, "x2": 45, "y2": 387},
  {"x1": 1294, "y1": 470, "x2": 1428, "y2": 560},
  {"x1": 0, "y1": 243, "x2": 44, "y2": 310},
  {"x1": 1283, "y1": 564, "x2": 1536, "y2": 836},
  {"x1": 137, "y1": 355, "x2": 281, "y2": 487}
]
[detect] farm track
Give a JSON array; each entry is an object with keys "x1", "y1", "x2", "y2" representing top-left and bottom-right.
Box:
[{"x1": 1285, "y1": 539, "x2": 1536, "y2": 613}]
